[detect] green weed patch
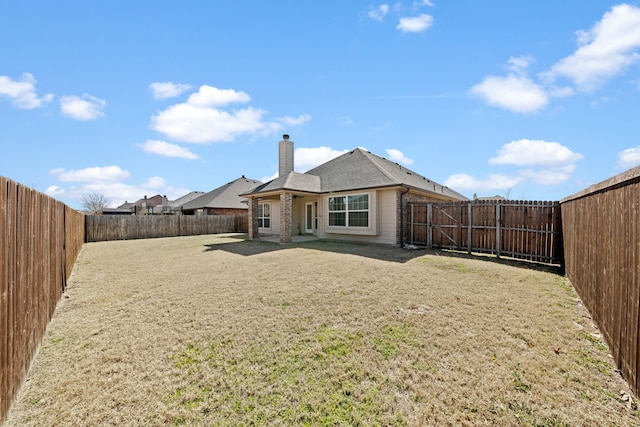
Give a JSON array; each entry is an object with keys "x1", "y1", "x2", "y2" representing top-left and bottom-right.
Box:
[{"x1": 166, "y1": 325, "x2": 418, "y2": 425}]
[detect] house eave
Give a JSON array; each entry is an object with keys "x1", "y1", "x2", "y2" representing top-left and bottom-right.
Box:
[
  {"x1": 245, "y1": 189, "x2": 321, "y2": 199},
  {"x1": 400, "y1": 184, "x2": 469, "y2": 201},
  {"x1": 245, "y1": 183, "x2": 466, "y2": 201}
]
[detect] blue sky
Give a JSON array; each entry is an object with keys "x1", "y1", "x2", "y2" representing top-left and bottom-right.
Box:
[{"x1": 2, "y1": 1, "x2": 640, "y2": 209}]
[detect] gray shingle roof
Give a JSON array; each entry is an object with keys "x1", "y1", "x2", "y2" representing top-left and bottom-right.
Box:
[
  {"x1": 244, "y1": 172, "x2": 321, "y2": 194},
  {"x1": 180, "y1": 177, "x2": 262, "y2": 210},
  {"x1": 170, "y1": 191, "x2": 206, "y2": 208},
  {"x1": 245, "y1": 148, "x2": 467, "y2": 200}
]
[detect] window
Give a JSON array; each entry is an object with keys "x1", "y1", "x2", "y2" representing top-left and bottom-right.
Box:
[
  {"x1": 328, "y1": 194, "x2": 369, "y2": 227},
  {"x1": 258, "y1": 202, "x2": 270, "y2": 228}
]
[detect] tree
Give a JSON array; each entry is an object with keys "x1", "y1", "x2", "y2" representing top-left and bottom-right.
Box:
[
  {"x1": 80, "y1": 193, "x2": 110, "y2": 214},
  {"x1": 503, "y1": 188, "x2": 512, "y2": 200}
]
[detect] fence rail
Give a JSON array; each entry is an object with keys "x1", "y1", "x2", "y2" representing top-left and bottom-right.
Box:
[
  {"x1": 85, "y1": 214, "x2": 248, "y2": 242},
  {"x1": 561, "y1": 165, "x2": 640, "y2": 396},
  {"x1": 406, "y1": 200, "x2": 563, "y2": 265},
  {"x1": 1, "y1": 176, "x2": 85, "y2": 423}
]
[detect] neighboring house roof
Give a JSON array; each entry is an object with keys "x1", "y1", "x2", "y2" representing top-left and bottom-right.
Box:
[
  {"x1": 118, "y1": 201, "x2": 136, "y2": 210},
  {"x1": 170, "y1": 191, "x2": 206, "y2": 208},
  {"x1": 180, "y1": 176, "x2": 262, "y2": 210},
  {"x1": 473, "y1": 194, "x2": 507, "y2": 201},
  {"x1": 114, "y1": 193, "x2": 207, "y2": 215},
  {"x1": 117, "y1": 194, "x2": 166, "y2": 209},
  {"x1": 244, "y1": 148, "x2": 467, "y2": 200}
]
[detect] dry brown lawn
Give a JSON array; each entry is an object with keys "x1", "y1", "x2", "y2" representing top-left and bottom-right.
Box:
[{"x1": 5, "y1": 233, "x2": 639, "y2": 426}]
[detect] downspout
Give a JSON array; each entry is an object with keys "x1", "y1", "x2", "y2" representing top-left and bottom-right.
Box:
[{"x1": 399, "y1": 187, "x2": 410, "y2": 247}]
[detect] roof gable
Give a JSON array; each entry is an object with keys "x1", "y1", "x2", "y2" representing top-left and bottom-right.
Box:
[
  {"x1": 246, "y1": 172, "x2": 321, "y2": 195},
  {"x1": 181, "y1": 177, "x2": 262, "y2": 210}
]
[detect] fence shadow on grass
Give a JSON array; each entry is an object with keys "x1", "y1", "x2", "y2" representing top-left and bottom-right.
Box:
[
  {"x1": 203, "y1": 236, "x2": 564, "y2": 273},
  {"x1": 432, "y1": 249, "x2": 565, "y2": 276}
]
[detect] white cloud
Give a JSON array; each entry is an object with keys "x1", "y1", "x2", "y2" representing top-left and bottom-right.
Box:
[
  {"x1": 519, "y1": 165, "x2": 576, "y2": 185},
  {"x1": 295, "y1": 146, "x2": 349, "y2": 172},
  {"x1": 186, "y1": 85, "x2": 251, "y2": 107},
  {"x1": 47, "y1": 166, "x2": 190, "y2": 208},
  {"x1": 543, "y1": 4, "x2": 640, "y2": 91},
  {"x1": 279, "y1": 114, "x2": 312, "y2": 126},
  {"x1": 60, "y1": 94, "x2": 106, "y2": 120},
  {"x1": 0, "y1": 72, "x2": 53, "y2": 109},
  {"x1": 385, "y1": 148, "x2": 414, "y2": 165},
  {"x1": 396, "y1": 14, "x2": 433, "y2": 33},
  {"x1": 472, "y1": 4, "x2": 640, "y2": 113},
  {"x1": 489, "y1": 139, "x2": 583, "y2": 167},
  {"x1": 141, "y1": 140, "x2": 199, "y2": 160},
  {"x1": 50, "y1": 165, "x2": 130, "y2": 183},
  {"x1": 151, "y1": 103, "x2": 280, "y2": 143},
  {"x1": 413, "y1": 0, "x2": 434, "y2": 7},
  {"x1": 150, "y1": 85, "x2": 299, "y2": 143},
  {"x1": 368, "y1": 4, "x2": 389, "y2": 21},
  {"x1": 506, "y1": 55, "x2": 534, "y2": 75},
  {"x1": 617, "y1": 146, "x2": 640, "y2": 169},
  {"x1": 149, "y1": 82, "x2": 192, "y2": 99},
  {"x1": 470, "y1": 75, "x2": 548, "y2": 113},
  {"x1": 548, "y1": 86, "x2": 575, "y2": 98},
  {"x1": 143, "y1": 176, "x2": 169, "y2": 190},
  {"x1": 444, "y1": 173, "x2": 523, "y2": 192},
  {"x1": 446, "y1": 139, "x2": 582, "y2": 193}
]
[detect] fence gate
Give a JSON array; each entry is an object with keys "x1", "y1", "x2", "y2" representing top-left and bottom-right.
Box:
[{"x1": 406, "y1": 200, "x2": 563, "y2": 265}]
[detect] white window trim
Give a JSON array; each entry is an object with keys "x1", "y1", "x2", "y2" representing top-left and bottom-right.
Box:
[
  {"x1": 258, "y1": 202, "x2": 271, "y2": 230},
  {"x1": 325, "y1": 191, "x2": 377, "y2": 236}
]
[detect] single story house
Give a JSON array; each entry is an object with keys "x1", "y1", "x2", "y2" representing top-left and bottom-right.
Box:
[
  {"x1": 177, "y1": 176, "x2": 262, "y2": 216},
  {"x1": 103, "y1": 192, "x2": 207, "y2": 215},
  {"x1": 241, "y1": 135, "x2": 468, "y2": 245},
  {"x1": 115, "y1": 194, "x2": 170, "y2": 215}
]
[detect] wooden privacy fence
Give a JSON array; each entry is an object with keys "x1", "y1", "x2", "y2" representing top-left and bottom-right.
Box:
[
  {"x1": 406, "y1": 200, "x2": 563, "y2": 265},
  {"x1": 1, "y1": 176, "x2": 85, "y2": 423},
  {"x1": 85, "y1": 214, "x2": 248, "y2": 242},
  {"x1": 561, "y1": 165, "x2": 640, "y2": 397}
]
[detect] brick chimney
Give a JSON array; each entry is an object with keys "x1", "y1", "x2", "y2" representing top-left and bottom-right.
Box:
[{"x1": 279, "y1": 134, "x2": 294, "y2": 177}]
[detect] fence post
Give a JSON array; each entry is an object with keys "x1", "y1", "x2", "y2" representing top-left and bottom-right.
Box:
[
  {"x1": 410, "y1": 204, "x2": 414, "y2": 246},
  {"x1": 496, "y1": 202, "x2": 502, "y2": 259},
  {"x1": 467, "y1": 202, "x2": 472, "y2": 254},
  {"x1": 427, "y1": 203, "x2": 432, "y2": 248}
]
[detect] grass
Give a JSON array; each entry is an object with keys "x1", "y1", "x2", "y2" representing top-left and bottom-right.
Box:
[
  {"x1": 511, "y1": 363, "x2": 532, "y2": 393},
  {"x1": 167, "y1": 326, "x2": 393, "y2": 425},
  {"x1": 4, "y1": 234, "x2": 639, "y2": 426},
  {"x1": 582, "y1": 331, "x2": 610, "y2": 352}
]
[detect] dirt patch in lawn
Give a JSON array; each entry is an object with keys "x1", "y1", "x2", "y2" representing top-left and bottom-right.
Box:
[{"x1": 5, "y1": 234, "x2": 638, "y2": 426}]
